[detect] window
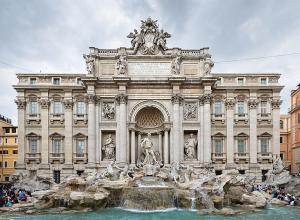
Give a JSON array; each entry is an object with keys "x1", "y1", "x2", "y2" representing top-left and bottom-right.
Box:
[
  {"x1": 0, "y1": 162, "x2": 2, "y2": 167},
  {"x1": 30, "y1": 78, "x2": 37, "y2": 85},
  {"x1": 29, "y1": 101, "x2": 38, "y2": 115},
  {"x1": 5, "y1": 177, "x2": 9, "y2": 182},
  {"x1": 280, "y1": 153, "x2": 284, "y2": 160},
  {"x1": 237, "y1": 78, "x2": 244, "y2": 86},
  {"x1": 261, "y1": 78, "x2": 267, "y2": 85},
  {"x1": 12, "y1": 127, "x2": 16, "y2": 133},
  {"x1": 280, "y1": 120, "x2": 284, "y2": 129},
  {"x1": 214, "y1": 101, "x2": 222, "y2": 115},
  {"x1": 0, "y1": 150, "x2": 8, "y2": 154},
  {"x1": 13, "y1": 161, "x2": 16, "y2": 168},
  {"x1": 4, "y1": 161, "x2": 8, "y2": 168},
  {"x1": 53, "y1": 170, "x2": 60, "y2": 184},
  {"x1": 260, "y1": 139, "x2": 269, "y2": 153},
  {"x1": 0, "y1": 138, "x2": 2, "y2": 145},
  {"x1": 298, "y1": 112, "x2": 300, "y2": 124},
  {"x1": 14, "y1": 138, "x2": 17, "y2": 144},
  {"x1": 53, "y1": 78, "x2": 60, "y2": 85},
  {"x1": 76, "y1": 101, "x2": 86, "y2": 115},
  {"x1": 280, "y1": 136, "x2": 283, "y2": 144},
  {"x1": 13, "y1": 150, "x2": 18, "y2": 154},
  {"x1": 52, "y1": 139, "x2": 61, "y2": 155},
  {"x1": 29, "y1": 139, "x2": 38, "y2": 153},
  {"x1": 5, "y1": 138, "x2": 8, "y2": 144},
  {"x1": 76, "y1": 78, "x2": 82, "y2": 85},
  {"x1": 237, "y1": 139, "x2": 246, "y2": 153},
  {"x1": 237, "y1": 101, "x2": 245, "y2": 114},
  {"x1": 76, "y1": 139, "x2": 85, "y2": 157},
  {"x1": 53, "y1": 101, "x2": 62, "y2": 114},
  {"x1": 5, "y1": 128, "x2": 10, "y2": 133},
  {"x1": 261, "y1": 101, "x2": 268, "y2": 114},
  {"x1": 214, "y1": 139, "x2": 223, "y2": 155}
]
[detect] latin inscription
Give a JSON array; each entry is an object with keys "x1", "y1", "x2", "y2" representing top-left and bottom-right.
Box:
[{"x1": 128, "y1": 62, "x2": 171, "y2": 75}]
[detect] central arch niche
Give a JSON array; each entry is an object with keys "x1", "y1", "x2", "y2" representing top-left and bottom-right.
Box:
[{"x1": 135, "y1": 107, "x2": 164, "y2": 132}]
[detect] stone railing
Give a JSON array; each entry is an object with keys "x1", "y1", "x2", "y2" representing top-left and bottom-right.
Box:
[
  {"x1": 257, "y1": 152, "x2": 273, "y2": 163},
  {"x1": 49, "y1": 153, "x2": 65, "y2": 163},
  {"x1": 257, "y1": 113, "x2": 272, "y2": 123},
  {"x1": 49, "y1": 113, "x2": 65, "y2": 124},
  {"x1": 234, "y1": 152, "x2": 249, "y2": 163},
  {"x1": 25, "y1": 153, "x2": 41, "y2": 164},
  {"x1": 211, "y1": 113, "x2": 226, "y2": 124},
  {"x1": 26, "y1": 113, "x2": 41, "y2": 123},
  {"x1": 234, "y1": 113, "x2": 248, "y2": 123},
  {"x1": 211, "y1": 153, "x2": 226, "y2": 163},
  {"x1": 73, "y1": 114, "x2": 88, "y2": 124},
  {"x1": 73, "y1": 153, "x2": 88, "y2": 163}
]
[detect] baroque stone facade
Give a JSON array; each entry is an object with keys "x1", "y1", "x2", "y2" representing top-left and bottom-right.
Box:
[{"x1": 14, "y1": 18, "x2": 283, "y2": 182}]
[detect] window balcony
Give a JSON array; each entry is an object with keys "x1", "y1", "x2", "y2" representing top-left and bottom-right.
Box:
[
  {"x1": 211, "y1": 153, "x2": 226, "y2": 163},
  {"x1": 49, "y1": 152, "x2": 65, "y2": 163},
  {"x1": 73, "y1": 114, "x2": 88, "y2": 124},
  {"x1": 73, "y1": 153, "x2": 88, "y2": 163},
  {"x1": 25, "y1": 153, "x2": 41, "y2": 164},
  {"x1": 50, "y1": 113, "x2": 64, "y2": 124},
  {"x1": 257, "y1": 152, "x2": 273, "y2": 163},
  {"x1": 234, "y1": 113, "x2": 248, "y2": 123},
  {"x1": 26, "y1": 113, "x2": 41, "y2": 124},
  {"x1": 211, "y1": 113, "x2": 225, "y2": 124},
  {"x1": 257, "y1": 113, "x2": 272, "y2": 123},
  {"x1": 234, "y1": 152, "x2": 249, "y2": 163}
]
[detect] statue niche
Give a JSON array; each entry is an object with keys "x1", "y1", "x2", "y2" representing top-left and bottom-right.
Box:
[
  {"x1": 184, "y1": 133, "x2": 198, "y2": 160},
  {"x1": 102, "y1": 133, "x2": 116, "y2": 160}
]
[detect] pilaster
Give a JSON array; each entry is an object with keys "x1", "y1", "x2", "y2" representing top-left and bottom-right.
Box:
[
  {"x1": 171, "y1": 93, "x2": 183, "y2": 162},
  {"x1": 225, "y1": 98, "x2": 235, "y2": 165},
  {"x1": 15, "y1": 98, "x2": 26, "y2": 169},
  {"x1": 87, "y1": 94, "x2": 96, "y2": 167},
  {"x1": 63, "y1": 98, "x2": 73, "y2": 167},
  {"x1": 39, "y1": 95, "x2": 50, "y2": 166},
  {"x1": 248, "y1": 98, "x2": 258, "y2": 164}
]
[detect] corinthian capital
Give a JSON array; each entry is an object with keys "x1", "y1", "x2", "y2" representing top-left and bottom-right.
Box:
[
  {"x1": 15, "y1": 98, "x2": 26, "y2": 109},
  {"x1": 271, "y1": 98, "x2": 282, "y2": 109},
  {"x1": 200, "y1": 94, "x2": 211, "y2": 104},
  {"x1": 225, "y1": 98, "x2": 235, "y2": 110},
  {"x1": 86, "y1": 94, "x2": 97, "y2": 104},
  {"x1": 63, "y1": 99, "x2": 73, "y2": 110},
  {"x1": 248, "y1": 99, "x2": 258, "y2": 110},
  {"x1": 171, "y1": 94, "x2": 183, "y2": 105},
  {"x1": 38, "y1": 98, "x2": 50, "y2": 109},
  {"x1": 115, "y1": 94, "x2": 128, "y2": 105}
]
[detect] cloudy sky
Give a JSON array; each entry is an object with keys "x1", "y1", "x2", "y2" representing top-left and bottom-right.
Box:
[{"x1": 0, "y1": 0, "x2": 300, "y2": 124}]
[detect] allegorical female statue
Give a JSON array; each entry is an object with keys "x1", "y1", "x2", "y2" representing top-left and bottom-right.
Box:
[
  {"x1": 102, "y1": 134, "x2": 115, "y2": 160},
  {"x1": 184, "y1": 133, "x2": 197, "y2": 160}
]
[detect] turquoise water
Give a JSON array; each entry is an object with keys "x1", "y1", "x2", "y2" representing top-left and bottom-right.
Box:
[{"x1": 1, "y1": 206, "x2": 300, "y2": 220}]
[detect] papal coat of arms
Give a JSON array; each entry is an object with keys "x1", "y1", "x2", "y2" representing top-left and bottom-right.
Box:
[{"x1": 127, "y1": 17, "x2": 171, "y2": 55}]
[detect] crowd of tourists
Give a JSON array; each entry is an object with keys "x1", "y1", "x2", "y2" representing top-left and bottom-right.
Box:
[
  {"x1": 0, "y1": 185, "x2": 32, "y2": 207},
  {"x1": 253, "y1": 184, "x2": 298, "y2": 206}
]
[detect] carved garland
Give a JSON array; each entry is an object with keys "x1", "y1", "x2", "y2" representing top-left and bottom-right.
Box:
[
  {"x1": 38, "y1": 98, "x2": 50, "y2": 109},
  {"x1": 225, "y1": 99, "x2": 235, "y2": 110},
  {"x1": 271, "y1": 99, "x2": 282, "y2": 109},
  {"x1": 248, "y1": 99, "x2": 258, "y2": 110},
  {"x1": 171, "y1": 94, "x2": 184, "y2": 105},
  {"x1": 63, "y1": 99, "x2": 74, "y2": 110},
  {"x1": 199, "y1": 94, "x2": 212, "y2": 104}
]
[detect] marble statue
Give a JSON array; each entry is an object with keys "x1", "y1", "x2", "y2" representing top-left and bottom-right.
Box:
[
  {"x1": 171, "y1": 56, "x2": 181, "y2": 75},
  {"x1": 141, "y1": 133, "x2": 158, "y2": 165},
  {"x1": 102, "y1": 103, "x2": 115, "y2": 119},
  {"x1": 273, "y1": 157, "x2": 284, "y2": 174},
  {"x1": 116, "y1": 55, "x2": 127, "y2": 75},
  {"x1": 154, "y1": 29, "x2": 171, "y2": 50},
  {"x1": 114, "y1": 164, "x2": 130, "y2": 180},
  {"x1": 83, "y1": 54, "x2": 94, "y2": 74},
  {"x1": 127, "y1": 29, "x2": 144, "y2": 52},
  {"x1": 100, "y1": 161, "x2": 115, "y2": 179},
  {"x1": 102, "y1": 134, "x2": 116, "y2": 160},
  {"x1": 184, "y1": 133, "x2": 197, "y2": 160},
  {"x1": 203, "y1": 57, "x2": 214, "y2": 76}
]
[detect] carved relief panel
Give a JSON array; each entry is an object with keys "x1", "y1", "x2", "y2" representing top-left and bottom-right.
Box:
[
  {"x1": 102, "y1": 102, "x2": 116, "y2": 120},
  {"x1": 183, "y1": 102, "x2": 197, "y2": 120}
]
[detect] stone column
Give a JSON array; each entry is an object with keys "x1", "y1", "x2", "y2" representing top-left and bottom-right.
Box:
[
  {"x1": 138, "y1": 132, "x2": 142, "y2": 160},
  {"x1": 272, "y1": 98, "x2": 281, "y2": 158},
  {"x1": 115, "y1": 94, "x2": 128, "y2": 163},
  {"x1": 39, "y1": 97, "x2": 50, "y2": 167},
  {"x1": 63, "y1": 98, "x2": 74, "y2": 167},
  {"x1": 163, "y1": 129, "x2": 169, "y2": 164},
  {"x1": 158, "y1": 132, "x2": 162, "y2": 158},
  {"x1": 249, "y1": 99, "x2": 258, "y2": 164},
  {"x1": 95, "y1": 97, "x2": 100, "y2": 164},
  {"x1": 225, "y1": 98, "x2": 235, "y2": 165},
  {"x1": 171, "y1": 94, "x2": 183, "y2": 162},
  {"x1": 198, "y1": 100, "x2": 204, "y2": 163},
  {"x1": 202, "y1": 94, "x2": 212, "y2": 164},
  {"x1": 15, "y1": 98, "x2": 26, "y2": 169},
  {"x1": 87, "y1": 94, "x2": 96, "y2": 167},
  {"x1": 130, "y1": 129, "x2": 136, "y2": 164}
]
